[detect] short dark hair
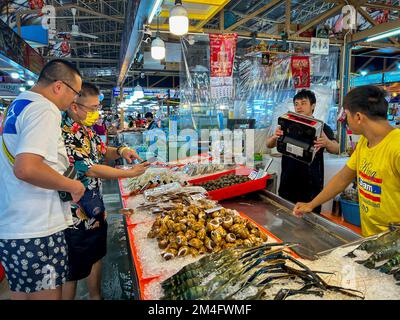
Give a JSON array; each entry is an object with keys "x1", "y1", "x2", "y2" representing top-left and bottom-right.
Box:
[
  {"x1": 80, "y1": 82, "x2": 100, "y2": 98},
  {"x1": 293, "y1": 89, "x2": 317, "y2": 105},
  {"x1": 38, "y1": 59, "x2": 81, "y2": 85},
  {"x1": 145, "y1": 112, "x2": 153, "y2": 119},
  {"x1": 344, "y1": 85, "x2": 388, "y2": 120}
]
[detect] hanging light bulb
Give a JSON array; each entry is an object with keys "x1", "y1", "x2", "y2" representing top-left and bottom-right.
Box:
[
  {"x1": 152, "y1": 15, "x2": 165, "y2": 60},
  {"x1": 134, "y1": 83, "x2": 145, "y2": 99},
  {"x1": 151, "y1": 36, "x2": 166, "y2": 60},
  {"x1": 169, "y1": 0, "x2": 188, "y2": 36}
]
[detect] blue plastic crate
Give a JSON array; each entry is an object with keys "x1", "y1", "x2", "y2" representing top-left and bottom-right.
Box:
[{"x1": 340, "y1": 198, "x2": 361, "y2": 227}]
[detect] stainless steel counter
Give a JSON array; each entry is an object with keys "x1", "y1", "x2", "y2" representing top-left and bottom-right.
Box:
[{"x1": 220, "y1": 190, "x2": 361, "y2": 260}]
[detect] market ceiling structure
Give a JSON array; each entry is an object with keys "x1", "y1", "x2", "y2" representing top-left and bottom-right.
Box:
[{"x1": 1, "y1": 0, "x2": 400, "y2": 92}]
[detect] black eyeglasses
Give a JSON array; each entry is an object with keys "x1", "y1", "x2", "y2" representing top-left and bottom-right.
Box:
[
  {"x1": 75, "y1": 102, "x2": 102, "y2": 111},
  {"x1": 54, "y1": 80, "x2": 81, "y2": 97}
]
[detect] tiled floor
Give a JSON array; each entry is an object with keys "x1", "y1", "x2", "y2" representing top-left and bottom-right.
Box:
[{"x1": 0, "y1": 179, "x2": 136, "y2": 300}]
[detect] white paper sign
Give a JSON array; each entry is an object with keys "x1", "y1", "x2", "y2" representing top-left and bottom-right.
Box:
[{"x1": 310, "y1": 38, "x2": 330, "y2": 55}]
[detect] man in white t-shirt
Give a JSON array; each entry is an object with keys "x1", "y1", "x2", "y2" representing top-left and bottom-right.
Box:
[{"x1": 0, "y1": 59, "x2": 85, "y2": 300}]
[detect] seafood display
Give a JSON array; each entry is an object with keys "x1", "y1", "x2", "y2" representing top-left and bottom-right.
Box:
[
  {"x1": 147, "y1": 203, "x2": 268, "y2": 260},
  {"x1": 180, "y1": 163, "x2": 234, "y2": 176},
  {"x1": 345, "y1": 229, "x2": 400, "y2": 283},
  {"x1": 124, "y1": 168, "x2": 187, "y2": 195},
  {"x1": 135, "y1": 186, "x2": 209, "y2": 214},
  {"x1": 161, "y1": 244, "x2": 364, "y2": 300},
  {"x1": 195, "y1": 174, "x2": 251, "y2": 191}
]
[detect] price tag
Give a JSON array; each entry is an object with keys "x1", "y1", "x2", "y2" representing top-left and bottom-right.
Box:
[
  {"x1": 191, "y1": 193, "x2": 207, "y2": 201},
  {"x1": 256, "y1": 171, "x2": 267, "y2": 179},
  {"x1": 248, "y1": 170, "x2": 258, "y2": 180},
  {"x1": 205, "y1": 206, "x2": 224, "y2": 214}
]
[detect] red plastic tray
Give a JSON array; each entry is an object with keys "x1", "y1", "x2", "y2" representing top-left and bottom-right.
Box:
[
  {"x1": 127, "y1": 224, "x2": 160, "y2": 300},
  {"x1": 188, "y1": 167, "x2": 271, "y2": 201}
]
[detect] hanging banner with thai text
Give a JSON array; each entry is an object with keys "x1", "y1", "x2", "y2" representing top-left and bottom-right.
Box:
[{"x1": 291, "y1": 56, "x2": 311, "y2": 89}]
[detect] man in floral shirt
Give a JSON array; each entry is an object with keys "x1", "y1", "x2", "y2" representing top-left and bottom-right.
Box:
[{"x1": 61, "y1": 83, "x2": 149, "y2": 300}]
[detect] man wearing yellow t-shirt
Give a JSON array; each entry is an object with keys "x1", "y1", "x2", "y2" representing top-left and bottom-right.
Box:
[{"x1": 293, "y1": 85, "x2": 400, "y2": 237}]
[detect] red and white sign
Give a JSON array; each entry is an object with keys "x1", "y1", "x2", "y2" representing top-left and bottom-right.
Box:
[
  {"x1": 291, "y1": 56, "x2": 311, "y2": 89},
  {"x1": 209, "y1": 33, "x2": 237, "y2": 78},
  {"x1": 209, "y1": 34, "x2": 237, "y2": 99}
]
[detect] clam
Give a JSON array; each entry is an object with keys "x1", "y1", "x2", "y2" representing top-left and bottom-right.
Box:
[
  {"x1": 243, "y1": 239, "x2": 253, "y2": 247},
  {"x1": 185, "y1": 229, "x2": 197, "y2": 240},
  {"x1": 215, "y1": 217, "x2": 224, "y2": 225},
  {"x1": 233, "y1": 216, "x2": 245, "y2": 224},
  {"x1": 229, "y1": 223, "x2": 242, "y2": 234},
  {"x1": 204, "y1": 237, "x2": 216, "y2": 251},
  {"x1": 249, "y1": 234, "x2": 259, "y2": 244},
  {"x1": 215, "y1": 226, "x2": 228, "y2": 238},
  {"x1": 178, "y1": 246, "x2": 190, "y2": 257},
  {"x1": 189, "y1": 248, "x2": 199, "y2": 257},
  {"x1": 211, "y1": 211, "x2": 221, "y2": 218},
  {"x1": 191, "y1": 222, "x2": 204, "y2": 232},
  {"x1": 197, "y1": 228, "x2": 207, "y2": 240},
  {"x1": 168, "y1": 233, "x2": 177, "y2": 244},
  {"x1": 176, "y1": 235, "x2": 188, "y2": 246},
  {"x1": 188, "y1": 238, "x2": 203, "y2": 249},
  {"x1": 178, "y1": 218, "x2": 188, "y2": 224},
  {"x1": 158, "y1": 238, "x2": 169, "y2": 249},
  {"x1": 166, "y1": 219, "x2": 175, "y2": 231},
  {"x1": 173, "y1": 223, "x2": 187, "y2": 233},
  {"x1": 206, "y1": 219, "x2": 220, "y2": 232},
  {"x1": 222, "y1": 216, "x2": 234, "y2": 229},
  {"x1": 198, "y1": 212, "x2": 206, "y2": 221},
  {"x1": 147, "y1": 228, "x2": 159, "y2": 239},
  {"x1": 235, "y1": 239, "x2": 243, "y2": 246},
  {"x1": 259, "y1": 232, "x2": 268, "y2": 241},
  {"x1": 237, "y1": 228, "x2": 250, "y2": 240},
  {"x1": 211, "y1": 230, "x2": 223, "y2": 244},
  {"x1": 158, "y1": 225, "x2": 168, "y2": 237},
  {"x1": 250, "y1": 228, "x2": 260, "y2": 237},
  {"x1": 198, "y1": 246, "x2": 207, "y2": 255},
  {"x1": 225, "y1": 233, "x2": 236, "y2": 243},
  {"x1": 168, "y1": 242, "x2": 178, "y2": 250},
  {"x1": 162, "y1": 248, "x2": 177, "y2": 260},
  {"x1": 224, "y1": 243, "x2": 236, "y2": 249}
]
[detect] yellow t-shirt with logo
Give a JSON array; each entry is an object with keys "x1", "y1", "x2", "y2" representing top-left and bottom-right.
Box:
[{"x1": 347, "y1": 129, "x2": 400, "y2": 237}]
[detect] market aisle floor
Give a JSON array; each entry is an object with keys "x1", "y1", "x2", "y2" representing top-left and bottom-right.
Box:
[
  {"x1": 0, "y1": 179, "x2": 136, "y2": 300},
  {"x1": 75, "y1": 179, "x2": 137, "y2": 300}
]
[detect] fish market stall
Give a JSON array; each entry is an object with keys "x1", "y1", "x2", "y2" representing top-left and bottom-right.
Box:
[{"x1": 118, "y1": 163, "x2": 400, "y2": 300}]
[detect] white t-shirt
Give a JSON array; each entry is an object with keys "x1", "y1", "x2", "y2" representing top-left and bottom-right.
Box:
[{"x1": 0, "y1": 91, "x2": 73, "y2": 239}]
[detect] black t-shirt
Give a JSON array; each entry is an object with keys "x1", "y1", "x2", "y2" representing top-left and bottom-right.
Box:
[{"x1": 278, "y1": 123, "x2": 335, "y2": 212}]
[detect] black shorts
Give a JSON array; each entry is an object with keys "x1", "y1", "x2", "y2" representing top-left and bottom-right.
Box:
[{"x1": 64, "y1": 220, "x2": 108, "y2": 281}]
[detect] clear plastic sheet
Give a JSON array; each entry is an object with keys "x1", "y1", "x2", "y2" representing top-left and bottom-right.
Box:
[{"x1": 179, "y1": 38, "x2": 339, "y2": 136}]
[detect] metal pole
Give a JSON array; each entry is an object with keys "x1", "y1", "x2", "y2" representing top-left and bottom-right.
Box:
[{"x1": 339, "y1": 41, "x2": 352, "y2": 154}]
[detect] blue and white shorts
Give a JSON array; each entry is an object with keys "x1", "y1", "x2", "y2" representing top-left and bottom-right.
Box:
[{"x1": 0, "y1": 231, "x2": 68, "y2": 293}]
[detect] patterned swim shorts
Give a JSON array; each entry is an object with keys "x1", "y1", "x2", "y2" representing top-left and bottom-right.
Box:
[{"x1": 0, "y1": 231, "x2": 68, "y2": 293}]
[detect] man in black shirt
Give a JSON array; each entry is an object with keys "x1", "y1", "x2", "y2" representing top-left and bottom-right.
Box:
[{"x1": 267, "y1": 90, "x2": 339, "y2": 213}]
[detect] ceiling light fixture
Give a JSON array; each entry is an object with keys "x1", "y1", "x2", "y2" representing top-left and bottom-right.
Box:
[
  {"x1": 169, "y1": 0, "x2": 188, "y2": 36},
  {"x1": 151, "y1": 16, "x2": 166, "y2": 60},
  {"x1": 133, "y1": 82, "x2": 145, "y2": 99},
  {"x1": 366, "y1": 28, "x2": 400, "y2": 42},
  {"x1": 11, "y1": 72, "x2": 20, "y2": 79},
  {"x1": 148, "y1": 0, "x2": 163, "y2": 24}
]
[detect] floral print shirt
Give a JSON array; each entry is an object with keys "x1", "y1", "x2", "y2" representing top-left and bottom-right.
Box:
[{"x1": 61, "y1": 113, "x2": 107, "y2": 229}]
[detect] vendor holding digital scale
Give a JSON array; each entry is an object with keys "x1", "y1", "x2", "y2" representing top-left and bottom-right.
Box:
[{"x1": 266, "y1": 89, "x2": 340, "y2": 213}]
